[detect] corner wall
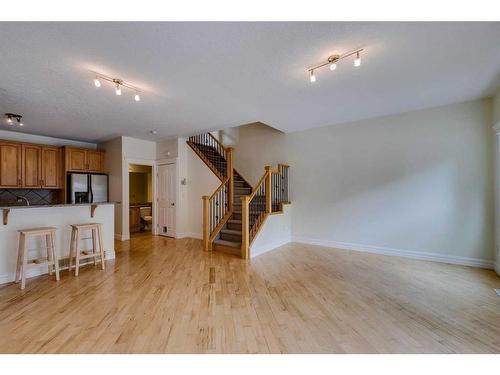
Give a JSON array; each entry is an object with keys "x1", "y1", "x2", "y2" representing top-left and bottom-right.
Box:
[{"x1": 232, "y1": 98, "x2": 495, "y2": 268}]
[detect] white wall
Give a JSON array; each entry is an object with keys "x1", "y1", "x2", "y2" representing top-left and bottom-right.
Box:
[
  {"x1": 492, "y1": 89, "x2": 500, "y2": 275},
  {"x1": 231, "y1": 98, "x2": 495, "y2": 268},
  {"x1": 250, "y1": 204, "x2": 292, "y2": 257},
  {"x1": 178, "y1": 141, "x2": 220, "y2": 238}
]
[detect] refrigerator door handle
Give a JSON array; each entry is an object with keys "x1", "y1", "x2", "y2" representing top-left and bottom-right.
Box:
[{"x1": 89, "y1": 175, "x2": 94, "y2": 203}]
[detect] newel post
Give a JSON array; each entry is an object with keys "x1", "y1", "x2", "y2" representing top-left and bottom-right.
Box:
[
  {"x1": 265, "y1": 166, "x2": 272, "y2": 214},
  {"x1": 226, "y1": 147, "x2": 234, "y2": 212},
  {"x1": 241, "y1": 195, "x2": 250, "y2": 259},
  {"x1": 202, "y1": 195, "x2": 210, "y2": 251}
]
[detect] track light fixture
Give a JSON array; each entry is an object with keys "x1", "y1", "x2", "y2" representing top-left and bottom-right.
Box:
[
  {"x1": 91, "y1": 72, "x2": 142, "y2": 102},
  {"x1": 308, "y1": 48, "x2": 363, "y2": 82},
  {"x1": 4, "y1": 113, "x2": 24, "y2": 127}
]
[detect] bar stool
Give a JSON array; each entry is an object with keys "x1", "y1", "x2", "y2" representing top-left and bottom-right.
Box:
[
  {"x1": 68, "y1": 223, "x2": 105, "y2": 276},
  {"x1": 16, "y1": 227, "x2": 60, "y2": 290}
]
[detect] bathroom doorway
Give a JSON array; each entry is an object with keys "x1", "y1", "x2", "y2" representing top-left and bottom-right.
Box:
[{"x1": 128, "y1": 164, "x2": 153, "y2": 236}]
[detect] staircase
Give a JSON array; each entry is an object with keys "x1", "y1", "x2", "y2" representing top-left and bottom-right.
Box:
[{"x1": 187, "y1": 132, "x2": 289, "y2": 259}]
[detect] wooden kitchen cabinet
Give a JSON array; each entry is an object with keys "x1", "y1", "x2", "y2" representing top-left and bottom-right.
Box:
[
  {"x1": 41, "y1": 146, "x2": 61, "y2": 188},
  {"x1": 64, "y1": 147, "x2": 105, "y2": 173},
  {"x1": 22, "y1": 144, "x2": 42, "y2": 188},
  {"x1": 129, "y1": 207, "x2": 141, "y2": 233},
  {"x1": 0, "y1": 142, "x2": 22, "y2": 188},
  {"x1": 86, "y1": 150, "x2": 104, "y2": 172}
]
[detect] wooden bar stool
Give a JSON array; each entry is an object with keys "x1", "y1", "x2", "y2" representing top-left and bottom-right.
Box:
[
  {"x1": 16, "y1": 227, "x2": 60, "y2": 290},
  {"x1": 68, "y1": 223, "x2": 105, "y2": 276}
]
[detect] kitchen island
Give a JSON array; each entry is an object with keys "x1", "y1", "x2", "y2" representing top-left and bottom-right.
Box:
[{"x1": 0, "y1": 203, "x2": 115, "y2": 285}]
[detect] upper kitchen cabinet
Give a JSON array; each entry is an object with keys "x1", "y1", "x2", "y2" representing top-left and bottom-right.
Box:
[
  {"x1": 41, "y1": 146, "x2": 61, "y2": 188},
  {"x1": 64, "y1": 147, "x2": 105, "y2": 173},
  {"x1": 22, "y1": 144, "x2": 42, "y2": 188},
  {"x1": 22, "y1": 144, "x2": 61, "y2": 189},
  {"x1": 0, "y1": 142, "x2": 22, "y2": 188}
]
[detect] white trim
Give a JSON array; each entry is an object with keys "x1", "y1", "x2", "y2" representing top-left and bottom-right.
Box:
[
  {"x1": 176, "y1": 232, "x2": 203, "y2": 240},
  {"x1": 0, "y1": 250, "x2": 116, "y2": 285},
  {"x1": 251, "y1": 238, "x2": 291, "y2": 258},
  {"x1": 124, "y1": 158, "x2": 157, "y2": 238},
  {"x1": 114, "y1": 233, "x2": 124, "y2": 241},
  {"x1": 292, "y1": 236, "x2": 494, "y2": 269}
]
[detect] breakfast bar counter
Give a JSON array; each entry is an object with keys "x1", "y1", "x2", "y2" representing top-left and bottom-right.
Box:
[{"x1": 0, "y1": 203, "x2": 115, "y2": 285}]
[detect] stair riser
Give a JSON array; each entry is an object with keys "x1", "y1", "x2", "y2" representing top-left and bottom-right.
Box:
[
  {"x1": 220, "y1": 233, "x2": 242, "y2": 242},
  {"x1": 226, "y1": 222, "x2": 242, "y2": 230}
]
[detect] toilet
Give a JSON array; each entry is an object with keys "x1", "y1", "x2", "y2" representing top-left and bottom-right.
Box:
[{"x1": 140, "y1": 206, "x2": 153, "y2": 230}]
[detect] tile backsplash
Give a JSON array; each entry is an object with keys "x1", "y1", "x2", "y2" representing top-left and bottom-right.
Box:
[{"x1": 0, "y1": 189, "x2": 60, "y2": 206}]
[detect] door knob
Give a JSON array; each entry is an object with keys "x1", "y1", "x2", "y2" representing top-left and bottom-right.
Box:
[{"x1": 171, "y1": 203, "x2": 175, "y2": 206}]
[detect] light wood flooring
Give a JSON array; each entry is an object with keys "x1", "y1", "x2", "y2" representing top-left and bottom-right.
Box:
[{"x1": 0, "y1": 234, "x2": 499, "y2": 353}]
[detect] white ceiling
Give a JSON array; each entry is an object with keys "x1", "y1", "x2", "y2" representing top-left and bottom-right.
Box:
[{"x1": 0, "y1": 22, "x2": 499, "y2": 142}]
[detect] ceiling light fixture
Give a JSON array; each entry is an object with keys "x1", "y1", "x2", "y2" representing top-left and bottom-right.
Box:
[
  {"x1": 308, "y1": 48, "x2": 363, "y2": 82},
  {"x1": 4, "y1": 113, "x2": 24, "y2": 127},
  {"x1": 91, "y1": 72, "x2": 142, "y2": 102}
]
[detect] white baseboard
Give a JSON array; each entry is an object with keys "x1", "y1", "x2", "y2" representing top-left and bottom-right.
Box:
[
  {"x1": 176, "y1": 232, "x2": 203, "y2": 240},
  {"x1": 114, "y1": 233, "x2": 129, "y2": 241},
  {"x1": 0, "y1": 250, "x2": 116, "y2": 285},
  {"x1": 251, "y1": 238, "x2": 291, "y2": 258},
  {"x1": 292, "y1": 236, "x2": 494, "y2": 270}
]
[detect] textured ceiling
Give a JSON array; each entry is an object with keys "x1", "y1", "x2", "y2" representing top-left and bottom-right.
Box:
[{"x1": 0, "y1": 22, "x2": 499, "y2": 142}]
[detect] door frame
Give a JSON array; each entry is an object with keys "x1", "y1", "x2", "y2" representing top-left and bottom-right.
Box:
[
  {"x1": 156, "y1": 157, "x2": 179, "y2": 238},
  {"x1": 123, "y1": 158, "x2": 157, "y2": 240}
]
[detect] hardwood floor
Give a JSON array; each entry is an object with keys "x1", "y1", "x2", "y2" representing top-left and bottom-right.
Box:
[{"x1": 0, "y1": 234, "x2": 499, "y2": 353}]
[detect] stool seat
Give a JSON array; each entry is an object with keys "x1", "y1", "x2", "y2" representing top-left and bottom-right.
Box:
[
  {"x1": 16, "y1": 227, "x2": 60, "y2": 290},
  {"x1": 69, "y1": 223, "x2": 105, "y2": 276},
  {"x1": 18, "y1": 227, "x2": 57, "y2": 234}
]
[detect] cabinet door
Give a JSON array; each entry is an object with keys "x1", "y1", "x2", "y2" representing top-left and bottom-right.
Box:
[
  {"x1": 129, "y1": 207, "x2": 141, "y2": 233},
  {"x1": 87, "y1": 150, "x2": 103, "y2": 172},
  {"x1": 22, "y1": 144, "x2": 42, "y2": 188},
  {"x1": 0, "y1": 143, "x2": 22, "y2": 188},
  {"x1": 67, "y1": 148, "x2": 87, "y2": 171},
  {"x1": 41, "y1": 147, "x2": 60, "y2": 188}
]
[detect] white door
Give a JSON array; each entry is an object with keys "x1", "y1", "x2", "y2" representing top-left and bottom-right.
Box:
[{"x1": 157, "y1": 163, "x2": 176, "y2": 237}]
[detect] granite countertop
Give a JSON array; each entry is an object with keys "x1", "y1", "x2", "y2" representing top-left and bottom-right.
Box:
[{"x1": 0, "y1": 202, "x2": 117, "y2": 210}]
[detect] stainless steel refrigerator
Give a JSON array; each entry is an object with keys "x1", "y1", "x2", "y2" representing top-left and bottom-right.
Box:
[{"x1": 67, "y1": 173, "x2": 108, "y2": 204}]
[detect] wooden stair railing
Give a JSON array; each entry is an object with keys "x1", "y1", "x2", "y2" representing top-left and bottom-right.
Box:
[
  {"x1": 240, "y1": 164, "x2": 290, "y2": 259},
  {"x1": 187, "y1": 133, "x2": 234, "y2": 251}
]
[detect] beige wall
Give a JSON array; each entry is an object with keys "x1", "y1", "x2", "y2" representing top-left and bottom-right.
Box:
[
  {"x1": 99, "y1": 137, "x2": 123, "y2": 237},
  {"x1": 230, "y1": 98, "x2": 495, "y2": 265}
]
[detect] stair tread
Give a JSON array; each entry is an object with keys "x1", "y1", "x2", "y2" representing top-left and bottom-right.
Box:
[
  {"x1": 228, "y1": 219, "x2": 242, "y2": 224},
  {"x1": 213, "y1": 239, "x2": 241, "y2": 248}
]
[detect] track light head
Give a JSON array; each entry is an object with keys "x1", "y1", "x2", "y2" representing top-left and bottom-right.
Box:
[
  {"x1": 354, "y1": 51, "x2": 361, "y2": 67},
  {"x1": 134, "y1": 93, "x2": 141, "y2": 102},
  {"x1": 115, "y1": 84, "x2": 122, "y2": 96},
  {"x1": 93, "y1": 78, "x2": 101, "y2": 87},
  {"x1": 310, "y1": 70, "x2": 316, "y2": 83}
]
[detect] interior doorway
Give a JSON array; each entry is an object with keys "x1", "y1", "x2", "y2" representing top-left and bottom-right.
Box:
[
  {"x1": 128, "y1": 164, "x2": 153, "y2": 236},
  {"x1": 157, "y1": 162, "x2": 177, "y2": 237}
]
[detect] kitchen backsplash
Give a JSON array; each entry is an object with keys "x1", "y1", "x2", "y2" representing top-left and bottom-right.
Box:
[{"x1": 0, "y1": 189, "x2": 60, "y2": 206}]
